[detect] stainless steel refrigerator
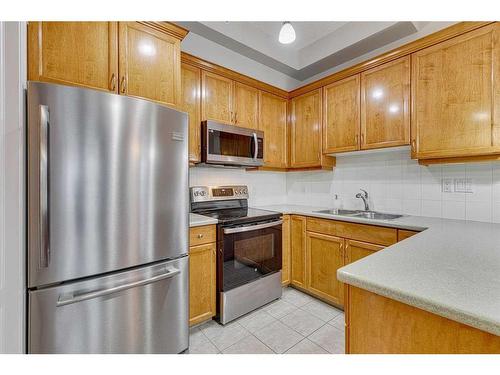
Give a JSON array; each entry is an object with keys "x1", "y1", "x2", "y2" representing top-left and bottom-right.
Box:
[{"x1": 27, "y1": 82, "x2": 189, "y2": 354}]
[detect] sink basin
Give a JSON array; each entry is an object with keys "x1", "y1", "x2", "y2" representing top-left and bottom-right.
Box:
[
  {"x1": 314, "y1": 209, "x2": 403, "y2": 220},
  {"x1": 315, "y1": 209, "x2": 360, "y2": 216},
  {"x1": 352, "y1": 211, "x2": 403, "y2": 220}
]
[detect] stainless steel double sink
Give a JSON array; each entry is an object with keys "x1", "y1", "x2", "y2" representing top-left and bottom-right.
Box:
[{"x1": 315, "y1": 209, "x2": 403, "y2": 221}]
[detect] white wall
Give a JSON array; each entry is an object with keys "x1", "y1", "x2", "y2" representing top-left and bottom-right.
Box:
[
  {"x1": 286, "y1": 149, "x2": 500, "y2": 223},
  {"x1": 190, "y1": 167, "x2": 287, "y2": 207},
  {"x1": 0, "y1": 21, "x2": 26, "y2": 354}
]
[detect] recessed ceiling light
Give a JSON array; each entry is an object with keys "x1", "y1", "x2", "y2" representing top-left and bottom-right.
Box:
[{"x1": 279, "y1": 22, "x2": 296, "y2": 44}]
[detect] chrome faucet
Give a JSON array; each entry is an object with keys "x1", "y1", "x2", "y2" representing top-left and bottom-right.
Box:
[{"x1": 355, "y1": 189, "x2": 370, "y2": 211}]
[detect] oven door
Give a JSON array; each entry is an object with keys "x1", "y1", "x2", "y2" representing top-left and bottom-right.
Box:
[
  {"x1": 220, "y1": 219, "x2": 282, "y2": 291},
  {"x1": 202, "y1": 121, "x2": 264, "y2": 167}
]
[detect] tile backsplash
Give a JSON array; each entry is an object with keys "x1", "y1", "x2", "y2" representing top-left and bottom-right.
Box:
[{"x1": 190, "y1": 149, "x2": 500, "y2": 223}]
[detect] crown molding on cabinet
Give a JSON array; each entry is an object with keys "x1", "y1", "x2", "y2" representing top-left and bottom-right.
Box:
[{"x1": 140, "y1": 22, "x2": 189, "y2": 41}]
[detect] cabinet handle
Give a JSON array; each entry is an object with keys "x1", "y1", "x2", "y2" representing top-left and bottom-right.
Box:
[
  {"x1": 235, "y1": 112, "x2": 238, "y2": 124},
  {"x1": 110, "y1": 73, "x2": 117, "y2": 91},
  {"x1": 120, "y1": 76, "x2": 127, "y2": 94},
  {"x1": 361, "y1": 133, "x2": 364, "y2": 145},
  {"x1": 411, "y1": 139, "x2": 416, "y2": 153},
  {"x1": 355, "y1": 134, "x2": 359, "y2": 145},
  {"x1": 197, "y1": 234, "x2": 204, "y2": 239}
]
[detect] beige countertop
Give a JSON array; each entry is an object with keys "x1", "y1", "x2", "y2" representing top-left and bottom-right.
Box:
[
  {"x1": 189, "y1": 213, "x2": 218, "y2": 228},
  {"x1": 257, "y1": 204, "x2": 500, "y2": 336}
]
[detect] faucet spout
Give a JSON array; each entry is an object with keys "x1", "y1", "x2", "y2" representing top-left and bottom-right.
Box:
[{"x1": 355, "y1": 189, "x2": 370, "y2": 211}]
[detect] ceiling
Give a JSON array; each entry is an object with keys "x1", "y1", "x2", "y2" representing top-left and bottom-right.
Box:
[{"x1": 177, "y1": 21, "x2": 432, "y2": 81}]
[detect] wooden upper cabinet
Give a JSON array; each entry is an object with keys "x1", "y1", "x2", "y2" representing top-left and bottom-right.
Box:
[
  {"x1": 234, "y1": 82, "x2": 259, "y2": 129},
  {"x1": 305, "y1": 232, "x2": 344, "y2": 306},
  {"x1": 323, "y1": 75, "x2": 361, "y2": 153},
  {"x1": 259, "y1": 91, "x2": 288, "y2": 168},
  {"x1": 290, "y1": 215, "x2": 306, "y2": 288},
  {"x1": 180, "y1": 63, "x2": 201, "y2": 163},
  {"x1": 118, "y1": 22, "x2": 181, "y2": 107},
  {"x1": 28, "y1": 22, "x2": 118, "y2": 92},
  {"x1": 290, "y1": 89, "x2": 323, "y2": 168},
  {"x1": 201, "y1": 71, "x2": 234, "y2": 124},
  {"x1": 412, "y1": 23, "x2": 500, "y2": 159},
  {"x1": 345, "y1": 239, "x2": 384, "y2": 265},
  {"x1": 360, "y1": 56, "x2": 410, "y2": 150}
]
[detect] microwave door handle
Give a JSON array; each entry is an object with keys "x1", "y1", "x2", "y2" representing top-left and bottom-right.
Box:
[
  {"x1": 252, "y1": 132, "x2": 258, "y2": 160},
  {"x1": 39, "y1": 105, "x2": 50, "y2": 268},
  {"x1": 223, "y1": 219, "x2": 283, "y2": 234},
  {"x1": 56, "y1": 267, "x2": 181, "y2": 307}
]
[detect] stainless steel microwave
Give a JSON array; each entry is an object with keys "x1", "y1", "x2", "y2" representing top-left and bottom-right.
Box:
[{"x1": 201, "y1": 121, "x2": 264, "y2": 167}]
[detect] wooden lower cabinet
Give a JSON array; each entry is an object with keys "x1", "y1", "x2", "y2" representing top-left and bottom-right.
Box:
[
  {"x1": 281, "y1": 215, "x2": 291, "y2": 286},
  {"x1": 305, "y1": 232, "x2": 344, "y2": 306},
  {"x1": 290, "y1": 215, "x2": 307, "y2": 288},
  {"x1": 189, "y1": 225, "x2": 217, "y2": 326},
  {"x1": 345, "y1": 239, "x2": 384, "y2": 265},
  {"x1": 345, "y1": 285, "x2": 500, "y2": 353}
]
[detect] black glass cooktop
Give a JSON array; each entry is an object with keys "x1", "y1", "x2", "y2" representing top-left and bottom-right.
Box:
[{"x1": 195, "y1": 207, "x2": 281, "y2": 225}]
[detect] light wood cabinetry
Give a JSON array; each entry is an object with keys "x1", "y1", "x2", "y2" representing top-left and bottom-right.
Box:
[
  {"x1": 189, "y1": 225, "x2": 216, "y2": 326},
  {"x1": 306, "y1": 232, "x2": 344, "y2": 306},
  {"x1": 411, "y1": 23, "x2": 500, "y2": 161},
  {"x1": 360, "y1": 56, "x2": 410, "y2": 150},
  {"x1": 180, "y1": 63, "x2": 202, "y2": 163},
  {"x1": 259, "y1": 92, "x2": 288, "y2": 168},
  {"x1": 323, "y1": 75, "x2": 361, "y2": 153},
  {"x1": 290, "y1": 215, "x2": 307, "y2": 288},
  {"x1": 397, "y1": 229, "x2": 419, "y2": 241},
  {"x1": 345, "y1": 239, "x2": 384, "y2": 265},
  {"x1": 118, "y1": 22, "x2": 182, "y2": 107},
  {"x1": 290, "y1": 89, "x2": 323, "y2": 168},
  {"x1": 282, "y1": 215, "x2": 291, "y2": 286},
  {"x1": 345, "y1": 285, "x2": 500, "y2": 353},
  {"x1": 201, "y1": 71, "x2": 234, "y2": 124},
  {"x1": 28, "y1": 22, "x2": 118, "y2": 92},
  {"x1": 28, "y1": 21, "x2": 186, "y2": 106},
  {"x1": 234, "y1": 82, "x2": 259, "y2": 129}
]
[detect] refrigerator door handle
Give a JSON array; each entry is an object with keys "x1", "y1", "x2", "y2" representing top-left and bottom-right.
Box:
[
  {"x1": 39, "y1": 105, "x2": 50, "y2": 268},
  {"x1": 56, "y1": 267, "x2": 181, "y2": 307}
]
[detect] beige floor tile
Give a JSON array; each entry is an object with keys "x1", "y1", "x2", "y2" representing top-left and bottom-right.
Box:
[
  {"x1": 285, "y1": 338, "x2": 329, "y2": 354},
  {"x1": 329, "y1": 313, "x2": 345, "y2": 333},
  {"x1": 222, "y1": 335, "x2": 274, "y2": 354},
  {"x1": 308, "y1": 324, "x2": 345, "y2": 354},
  {"x1": 200, "y1": 320, "x2": 250, "y2": 351},
  {"x1": 263, "y1": 299, "x2": 297, "y2": 319},
  {"x1": 238, "y1": 309, "x2": 277, "y2": 333},
  {"x1": 253, "y1": 320, "x2": 303, "y2": 353},
  {"x1": 279, "y1": 308, "x2": 325, "y2": 336},
  {"x1": 187, "y1": 327, "x2": 220, "y2": 354},
  {"x1": 301, "y1": 299, "x2": 343, "y2": 322},
  {"x1": 281, "y1": 287, "x2": 314, "y2": 307}
]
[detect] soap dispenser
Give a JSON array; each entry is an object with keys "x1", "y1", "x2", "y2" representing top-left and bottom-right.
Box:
[{"x1": 332, "y1": 194, "x2": 342, "y2": 213}]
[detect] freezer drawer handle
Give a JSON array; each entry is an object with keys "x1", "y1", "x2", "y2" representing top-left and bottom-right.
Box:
[
  {"x1": 56, "y1": 267, "x2": 181, "y2": 307},
  {"x1": 223, "y1": 219, "x2": 283, "y2": 234},
  {"x1": 39, "y1": 105, "x2": 50, "y2": 268}
]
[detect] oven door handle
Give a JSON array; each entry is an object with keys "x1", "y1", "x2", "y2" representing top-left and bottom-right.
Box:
[
  {"x1": 252, "y1": 132, "x2": 258, "y2": 160},
  {"x1": 223, "y1": 219, "x2": 283, "y2": 234}
]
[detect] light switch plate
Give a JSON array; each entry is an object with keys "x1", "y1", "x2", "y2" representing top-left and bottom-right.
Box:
[
  {"x1": 442, "y1": 178, "x2": 453, "y2": 193},
  {"x1": 454, "y1": 178, "x2": 473, "y2": 193}
]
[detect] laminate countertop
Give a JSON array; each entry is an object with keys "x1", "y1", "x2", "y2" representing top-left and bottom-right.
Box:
[
  {"x1": 257, "y1": 204, "x2": 500, "y2": 336},
  {"x1": 189, "y1": 213, "x2": 218, "y2": 228}
]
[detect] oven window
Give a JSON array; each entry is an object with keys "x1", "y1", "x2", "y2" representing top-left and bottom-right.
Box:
[
  {"x1": 222, "y1": 225, "x2": 282, "y2": 291},
  {"x1": 209, "y1": 130, "x2": 262, "y2": 159}
]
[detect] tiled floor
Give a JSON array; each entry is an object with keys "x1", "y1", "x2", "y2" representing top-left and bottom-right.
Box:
[{"x1": 187, "y1": 287, "x2": 345, "y2": 354}]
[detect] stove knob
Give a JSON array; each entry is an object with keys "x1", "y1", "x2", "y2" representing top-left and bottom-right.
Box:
[
  {"x1": 194, "y1": 191, "x2": 200, "y2": 196},
  {"x1": 242, "y1": 188, "x2": 248, "y2": 194},
  {"x1": 200, "y1": 191, "x2": 207, "y2": 196}
]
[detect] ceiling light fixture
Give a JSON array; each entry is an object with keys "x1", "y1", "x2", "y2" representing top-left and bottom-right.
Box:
[{"x1": 279, "y1": 22, "x2": 296, "y2": 44}]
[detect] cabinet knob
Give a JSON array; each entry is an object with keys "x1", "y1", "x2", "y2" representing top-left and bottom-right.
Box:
[
  {"x1": 411, "y1": 139, "x2": 416, "y2": 153},
  {"x1": 197, "y1": 234, "x2": 204, "y2": 239},
  {"x1": 110, "y1": 73, "x2": 116, "y2": 91}
]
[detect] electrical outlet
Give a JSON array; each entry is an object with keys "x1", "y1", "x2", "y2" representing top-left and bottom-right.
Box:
[
  {"x1": 442, "y1": 178, "x2": 453, "y2": 193},
  {"x1": 454, "y1": 178, "x2": 473, "y2": 193}
]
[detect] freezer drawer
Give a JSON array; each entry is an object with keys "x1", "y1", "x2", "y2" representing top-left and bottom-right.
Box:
[{"x1": 28, "y1": 256, "x2": 188, "y2": 354}]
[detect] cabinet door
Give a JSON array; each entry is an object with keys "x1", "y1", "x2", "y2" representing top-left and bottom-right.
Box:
[
  {"x1": 290, "y1": 89, "x2": 323, "y2": 167},
  {"x1": 259, "y1": 91, "x2": 288, "y2": 168},
  {"x1": 189, "y1": 242, "x2": 216, "y2": 326},
  {"x1": 282, "y1": 215, "x2": 291, "y2": 286},
  {"x1": 28, "y1": 22, "x2": 118, "y2": 92},
  {"x1": 118, "y1": 22, "x2": 181, "y2": 107},
  {"x1": 290, "y1": 215, "x2": 306, "y2": 288},
  {"x1": 345, "y1": 239, "x2": 384, "y2": 265},
  {"x1": 323, "y1": 75, "x2": 361, "y2": 153},
  {"x1": 360, "y1": 56, "x2": 410, "y2": 150},
  {"x1": 180, "y1": 63, "x2": 201, "y2": 163},
  {"x1": 412, "y1": 24, "x2": 500, "y2": 159},
  {"x1": 201, "y1": 71, "x2": 234, "y2": 124},
  {"x1": 306, "y1": 232, "x2": 344, "y2": 306},
  {"x1": 234, "y1": 82, "x2": 259, "y2": 129}
]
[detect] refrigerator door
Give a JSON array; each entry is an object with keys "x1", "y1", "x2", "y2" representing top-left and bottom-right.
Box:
[
  {"x1": 28, "y1": 256, "x2": 189, "y2": 353},
  {"x1": 27, "y1": 82, "x2": 189, "y2": 287}
]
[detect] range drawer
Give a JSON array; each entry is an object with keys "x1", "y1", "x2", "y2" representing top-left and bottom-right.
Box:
[{"x1": 190, "y1": 225, "x2": 216, "y2": 246}]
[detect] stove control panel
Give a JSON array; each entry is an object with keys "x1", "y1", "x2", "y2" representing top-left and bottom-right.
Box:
[{"x1": 190, "y1": 185, "x2": 249, "y2": 202}]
